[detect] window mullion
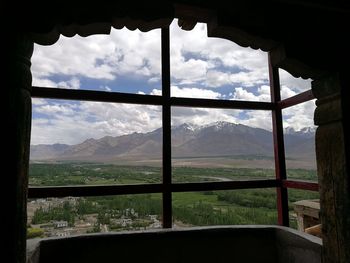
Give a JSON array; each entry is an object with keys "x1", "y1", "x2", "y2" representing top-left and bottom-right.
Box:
[
  {"x1": 161, "y1": 27, "x2": 172, "y2": 228},
  {"x1": 268, "y1": 52, "x2": 289, "y2": 226}
]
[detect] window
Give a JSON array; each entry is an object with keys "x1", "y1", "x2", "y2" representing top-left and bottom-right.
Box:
[{"x1": 28, "y1": 20, "x2": 319, "y2": 238}]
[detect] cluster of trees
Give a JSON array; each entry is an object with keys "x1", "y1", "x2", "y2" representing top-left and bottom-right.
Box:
[
  {"x1": 31, "y1": 190, "x2": 320, "y2": 229},
  {"x1": 174, "y1": 202, "x2": 278, "y2": 226},
  {"x1": 172, "y1": 167, "x2": 276, "y2": 182},
  {"x1": 29, "y1": 163, "x2": 291, "y2": 186},
  {"x1": 286, "y1": 169, "x2": 317, "y2": 180},
  {"x1": 31, "y1": 195, "x2": 161, "y2": 229},
  {"x1": 173, "y1": 189, "x2": 318, "y2": 226},
  {"x1": 87, "y1": 195, "x2": 161, "y2": 217},
  {"x1": 29, "y1": 163, "x2": 319, "y2": 232},
  {"x1": 217, "y1": 189, "x2": 277, "y2": 209},
  {"x1": 32, "y1": 201, "x2": 75, "y2": 226},
  {"x1": 29, "y1": 163, "x2": 162, "y2": 186},
  {"x1": 27, "y1": 227, "x2": 44, "y2": 239}
]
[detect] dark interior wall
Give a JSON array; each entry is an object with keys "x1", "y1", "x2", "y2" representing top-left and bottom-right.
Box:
[
  {"x1": 27, "y1": 226, "x2": 321, "y2": 263},
  {"x1": 4, "y1": 33, "x2": 33, "y2": 263},
  {"x1": 4, "y1": 0, "x2": 350, "y2": 73}
]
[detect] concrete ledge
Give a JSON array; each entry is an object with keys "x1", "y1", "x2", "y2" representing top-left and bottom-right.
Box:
[{"x1": 27, "y1": 225, "x2": 322, "y2": 263}]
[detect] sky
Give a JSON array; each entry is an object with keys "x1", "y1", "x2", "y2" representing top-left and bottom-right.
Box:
[{"x1": 31, "y1": 19, "x2": 315, "y2": 145}]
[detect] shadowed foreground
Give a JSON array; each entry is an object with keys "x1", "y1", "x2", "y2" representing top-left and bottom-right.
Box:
[{"x1": 27, "y1": 226, "x2": 321, "y2": 263}]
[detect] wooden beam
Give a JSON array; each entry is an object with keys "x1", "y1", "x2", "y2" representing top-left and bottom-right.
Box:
[
  {"x1": 28, "y1": 180, "x2": 279, "y2": 199},
  {"x1": 282, "y1": 180, "x2": 319, "y2": 191},
  {"x1": 161, "y1": 27, "x2": 172, "y2": 228},
  {"x1": 269, "y1": 52, "x2": 289, "y2": 227},
  {"x1": 32, "y1": 86, "x2": 163, "y2": 105},
  {"x1": 278, "y1": 89, "x2": 314, "y2": 109},
  {"x1": 32, "y1": 86, "x2": 274, "y2": 110},
  {"x1": 171, "y1": 97, "x2": 274, "y2": 110},
  {"x1": 28, "y1": 184, "x2": 163, "y2": 198},
  {"x1": 172, "y1": 180, "x2": 277, "y2": 192}
]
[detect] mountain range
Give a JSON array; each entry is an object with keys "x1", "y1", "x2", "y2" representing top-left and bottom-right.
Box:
[{"x1": 30, "y1": 121, "x2": 315, "y2": 163}]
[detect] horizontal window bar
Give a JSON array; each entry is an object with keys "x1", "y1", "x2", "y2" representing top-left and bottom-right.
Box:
[
  {"x1": 28, "y1": 184, "x2": 163, "y2": 198},
  {"x1": 31, "y1": 86, "x2": 163, "y2": 105},
  {"x1": 32, "y1": 86, "x2": 275, "y2": 110},
  {"x1": 29, "y1": 180, "x2": 279, "y2": 198},
  {"x1": 171, "y1": 180, "x2": 278, "y2": 192},
  {"x1": 278, "y1": 90, "x2": 314, "y2": 109},
  {"x1": 171, "y1": 97, "x2": 274, "y2": 110},
  {"x1": 282, "y1": 179, "x2": 319, "y2": 191}
]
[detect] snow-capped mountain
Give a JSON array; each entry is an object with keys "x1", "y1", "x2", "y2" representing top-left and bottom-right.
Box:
[
  {"x1": 284, "y1": 126, "x2": 316, "y2": 139},
  {"x1": 30, "y1": 121, "x2": 315, "y2": 162}
]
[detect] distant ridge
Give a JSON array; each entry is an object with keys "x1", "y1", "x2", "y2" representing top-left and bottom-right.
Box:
[{"x1": 30, "y1": 122, "x2": 315, "y2": 163}]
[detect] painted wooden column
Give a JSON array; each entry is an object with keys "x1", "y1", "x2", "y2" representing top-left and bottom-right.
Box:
[
  {"x1": 313, "y1": 74, "x2": 350, "y2": 263},
  {"x1": 5, "y1": 33, "x2": 33, "y2": 263}
]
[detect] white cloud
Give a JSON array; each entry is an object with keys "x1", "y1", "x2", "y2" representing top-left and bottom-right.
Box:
[
  {"x1": 231, "y1": 86, "x2": 270, "y2": 102},
  {"x1": 240, "y1": 111, "x2": 272, "y2": 131},
  {"x1": 172, "y1": 107, "x2": 241, "y2": 127},
  {"x1": 57, "y1": 77, "x2": 80, "y2": 89},
  {"x1": 150, "y1": 89, "x2": 162, "y2": 96},
  {"x1": 30, "y1": 19, "x2": 316, "y2": 145},
  {"x1": 32, "y1": 117, "x2": 94, "y2": 145},
  {"x1": 279, "y1": 69, "x2": 311, "y2": 98},
  {"x1": 205, "y1": 70, "x2": 268, "y2": 88},
  {"x1": 32, "y1": 36, "x2": 116, "y2": 80},
  {"x1": 172, "y1": 107, "x2": 272, "y2": 132},
  {"x1": 205, "y1": 70, "x2": 231, "y2": 87},
  {"x1": 232, "y1": 87, "x2": 258, "y2": 101},
  {"x1": 170, "y1": 21, "x2": 269, "y2": 88},
  {"x1": 228, "y1": 71, "x2": 267, "y2": 87},
  {"x1": 32, "y1": 19, "x2": 272, "y2": 96},
  {"x1": 151, "y1": 86, "x2": 222, "y2": 99},
  {"x1": 32, "y1": 77, "x2": 57, "y2": 87},
  {"x1": 32, "y1": 98, "x2": 47, "y2": 106},
  {"x1": 148, "y1": 77, "x2": 160, "y2": 83},
  {"x1": 280, "y1": 85, "x2": 297, "y2": 99},
  {"x1": 171, "y1": 58, "x2": 209, "y2": 85},
  {"x1": 283, "y1": 100, "x2": 316, "y2": 131},
  {"x1": 97, "y1": 28, "x2": 161, "y2": 78},
  {"x1": 31, "y1": 95, "x2": 315, "y2": 145},
  {"x1": 258, "y1": 85, "x2": 270, "y2": 95},
  {"x1": 31, "y1": 101, "x2": 162, "y2": 145},
  {"x1": 32, "y1": 77, "x2": 81, "y2": 89},
  {"x1": 31, "y1": 27, "x2": 161, "y2": 85},
  {"x1": 170, "y1": 86, "x2": 222, "y2": 99},
  {"x1": 34, "y1": 102, "x2": 77, "y2": 116},
  {"x1": 100, "y1": 85, "x2": 112, "y2": 92}
]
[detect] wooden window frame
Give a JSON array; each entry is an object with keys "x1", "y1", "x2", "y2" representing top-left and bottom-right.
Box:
[{"x1": 28, "y1": 27, "x2": 318, "y2": 228}]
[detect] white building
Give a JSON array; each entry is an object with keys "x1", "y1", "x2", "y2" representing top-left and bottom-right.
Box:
[{"x1": 53, "y1": 220, "x2": 68, "y2": 228}]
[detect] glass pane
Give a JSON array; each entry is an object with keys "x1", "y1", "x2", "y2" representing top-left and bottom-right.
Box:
[
  {"x1": 170, "y1": 19, "x2": 270, "y2": 101},
  {"x1": 173, "y1": 189, "x2": 277, "y2": 227},
  {"x1": 282, "y1": 100, "x2": 317, "y2": 181},
  {"x1": 31, "y1": 28, "x2": 161, "y2": 95},
  {"x1": 27, "y1": 194, "x2": 162, "y2": 238},
  {"x1": 279, "y1": 69, "x2": 312, "y2": 100},
  {"x1": 288, "y1": 189, "x2": 320, "y2": 237},
  {"x1": 30, "y1": 99, "x2": 162, "y2": 186},
  {"x1": 171, "y1": 107, "x2": 275, "y2": 182}
]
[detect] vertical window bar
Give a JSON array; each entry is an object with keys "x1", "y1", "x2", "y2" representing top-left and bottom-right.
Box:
[
  {"x1": 268, "y1": 52, "x2": 289, "y2": 226},
  {"x1": 161, "y1": 27, "x2": 172, "y2": 228}
]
